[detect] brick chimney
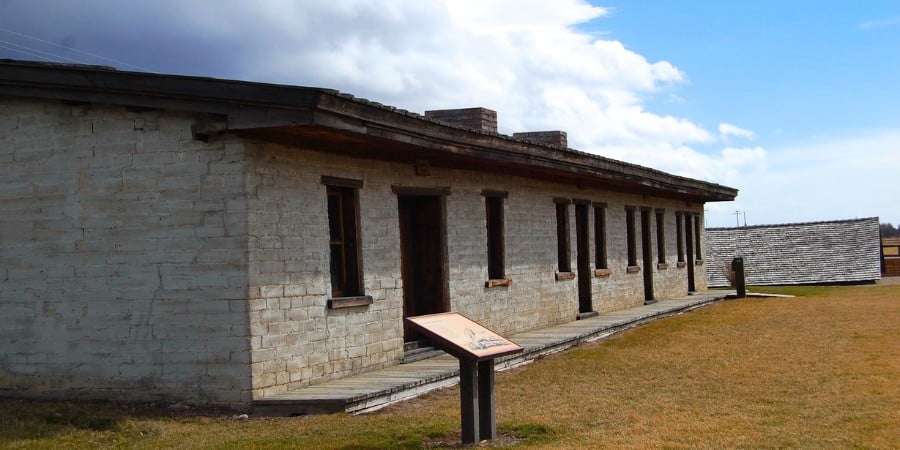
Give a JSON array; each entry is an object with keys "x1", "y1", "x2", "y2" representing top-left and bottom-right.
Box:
[
  {"x1": 424, "y1": 107, "x2": 498, "y2": 133},
  {"x1": 513, "y1": 130, "x2": 568, "y2": 149}
]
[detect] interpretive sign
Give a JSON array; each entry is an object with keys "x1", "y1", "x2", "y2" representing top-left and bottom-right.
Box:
[
  {"x1": 405, "y1": 312, "x2": 523, "y2": 444},
  {"x1": 405, "y1": 312, "x2": 523, "y2": 361}
]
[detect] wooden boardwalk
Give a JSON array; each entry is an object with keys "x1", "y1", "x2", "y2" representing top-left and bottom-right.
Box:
[{"x1": 253, "y1": 291, "x2": 733, "y2": 416}]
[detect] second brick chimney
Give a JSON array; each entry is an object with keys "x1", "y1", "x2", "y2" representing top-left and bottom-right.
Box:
[
  {"x1": 513, "y1": 130, "x2": 568, "y2": 149},
  {"x1": 424, "y1": 107, "x2": 498, "y2": 134}
]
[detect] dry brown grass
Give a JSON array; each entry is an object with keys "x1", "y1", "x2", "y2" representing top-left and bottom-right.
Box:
[
  {"x1": 491, "y1": 284, "x2": 899, "y2": 448},
  {"x1": 2, "y1": 284, "x2": 898, "y2": 449}
]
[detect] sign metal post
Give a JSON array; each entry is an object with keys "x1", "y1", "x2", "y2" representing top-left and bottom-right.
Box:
[{"x1": 406, "y1": 312, "x2": 523, "y2": 444}]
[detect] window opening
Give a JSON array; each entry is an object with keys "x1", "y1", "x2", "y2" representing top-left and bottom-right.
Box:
[
  {"x1": 626, "y1": 206, "x2": 637, "y2": 267},
  {"x1": 676, "y1": 212, "x2": 685, "y2": 263},
  {"x1": 656, "y1": 209, "x2": 666, "y2": 264},
  {"x1": 485, "y1": 194, "x2": 505, "y2": 279},
  {"x1": 326, "y1": 185, "x2": 362, "y2": 298},
  {"x1": 594, "y1": 203, "x2": 608, "y2": 270},
  {"x1": 694, "y1": 215, "x2": 702, "y2": 260},
  {"x1": 555, "y1": 201, "x2": 571, "y2": 272}
]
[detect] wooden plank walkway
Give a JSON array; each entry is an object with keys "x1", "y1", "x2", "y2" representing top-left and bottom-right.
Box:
[{"x1": 253, "y1": 290, "x2": 733, "y2": 416}]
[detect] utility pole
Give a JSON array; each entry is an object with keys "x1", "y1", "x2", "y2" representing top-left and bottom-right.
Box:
[{"x1": 734, "y1": 210, "x2": 741, "y2": 227}]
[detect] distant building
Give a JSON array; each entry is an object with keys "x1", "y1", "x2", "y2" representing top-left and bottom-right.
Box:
[
  {"x1": 706, "y1": 217, "x2": 882, "y2": 287},
  {"x1": 0, "y1": 60, "x2": 736, "y2": 407}
]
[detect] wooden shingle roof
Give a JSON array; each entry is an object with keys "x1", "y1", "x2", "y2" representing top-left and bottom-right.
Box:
[{"x1": 706, "y1": 217, "x2": 882, "y2": 286}]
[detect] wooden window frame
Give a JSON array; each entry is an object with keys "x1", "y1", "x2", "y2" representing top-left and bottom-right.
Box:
[
  {"x1": 593, "y1": 202, "x2": 608, "y2": 273},
  {"x1": 625, "y1": 206, "x2": 637, "y2": 268},
  {"x1": 483, "y1": 190, "x2": 508, "y2": 286},
  {"x1": 554, "y1": 198, "x2": 572, "y2": 275},
  {"x1": 391, "y1": 185, "x2": 451, "y2": 197},
  {"x1": 322, "y1": 176, "x2": 370, "y2": 306},
  {"x1": 693, "y1": 214, "x2": 703, "y2": 263},
  {"x1": 676, "y1": 211, "x2": 686, "y2": 265},
  {"x1": 655, "y1": 208, "x2": 667, "y2": 269}
]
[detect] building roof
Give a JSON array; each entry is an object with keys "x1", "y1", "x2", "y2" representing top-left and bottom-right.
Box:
[
  {"x1": 706, "y1": 217, "x2": 882, "y2": 286},
  {"x1": 0, "y1": 59, "x2": 737, "y2": 202}
]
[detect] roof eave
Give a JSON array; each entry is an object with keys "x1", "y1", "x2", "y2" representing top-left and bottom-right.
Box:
[{"x1": 0, "y1": 60, "x2": 738, "y2": 203}]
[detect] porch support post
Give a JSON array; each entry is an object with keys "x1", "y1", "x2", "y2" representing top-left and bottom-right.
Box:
[
  {"x1": 460, "y1": 359, "x2": 480, "y2": 444},
  {"x1": 733, "y1": 257, "x2": 747, "y2": 298}
]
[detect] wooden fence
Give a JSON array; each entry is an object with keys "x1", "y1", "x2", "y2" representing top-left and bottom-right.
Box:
[
  {"x1": 884, "y1": 237, "x2": 900, "y2": 276},
  {"x1": 885, "y1": 257, "x2": 900, "y2": 277}
]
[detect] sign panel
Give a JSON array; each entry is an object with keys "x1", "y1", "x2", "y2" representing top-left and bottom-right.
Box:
[{"x1": 405, "y1": 312, "x2": 523, "y2": 361}]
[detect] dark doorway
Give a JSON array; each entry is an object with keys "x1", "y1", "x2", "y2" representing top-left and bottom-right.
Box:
[
  {"x1": 640, "y1": 209, "x2": 655, "y2": 303},
  {"x1": 398, "y1": 195, "x2": 449, "y2": 344},
  {"x1": 685, "y1": 214, "x2": 696, "y2": 292},
  {"x1": 575, "y1": 203, "x2": 593, "y2": 314}
]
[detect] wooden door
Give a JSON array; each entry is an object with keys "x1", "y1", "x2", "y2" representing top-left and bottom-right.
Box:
[
  {"x1": 575, "y1": 203, "x2": 592, "y2": 313},
  {"x1": 398, "y1": 195, "x2": 449, "y2": 343},
  {"x1": 685, "y1": 214, "x2": 696, "y2": 292},
  {"x1": 641, "y1": 209, "x2": 655, "y2": 302}
]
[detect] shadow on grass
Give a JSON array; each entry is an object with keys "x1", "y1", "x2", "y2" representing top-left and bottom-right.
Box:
[
  {"x1": 1, "y1": 398, "x2": 556, "y2": 448},
  {"x1": 0, "y1": 398, "x2": 233, "y2": 444},
  {"x1": 325, "y1": 422, "x2": 554, "y2": 449},
  {"x1": 0, "y1": 400, "x2": 117, "y2": 443}
]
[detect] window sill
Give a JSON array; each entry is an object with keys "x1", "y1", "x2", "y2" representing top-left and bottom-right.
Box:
[
  {"x1": 327, "y1": 295, "x2": 374, "y2": 309},
  {"x1": 555, "y1": 271, "x2": 575, "y2": 281},
  {"x1": 626, "y1": 266, "x2": 641, "y2": 274},
  {"x1": 695, "y1": 259, "x2": 704, "y2": 266},
  {"x1": 485, "y1": 278, "x2": 512, "y2": 288},
  {"x1": 657, "y1": 263, "x2": 669, "y2": 270},
  {"x1": 677, "y1": 261, "x2": 687, "y2": 268},
  {"x1": 594, "y1": 269, "x2": 612, "y2": 278}
]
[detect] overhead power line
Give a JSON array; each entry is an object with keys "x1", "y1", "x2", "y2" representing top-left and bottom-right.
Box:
[
  {"x1": 0, "y1": 27, "x2": 157, "y2": 73},
  {"x1": 0, "y1": 38, "x2": 88, "y2": 64},
  {"x1": 0, "y1": 41, "x2": 58, "y2": 62}
]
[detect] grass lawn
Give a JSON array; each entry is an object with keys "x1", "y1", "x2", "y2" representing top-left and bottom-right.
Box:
[{"x1": 2, "y1": 284, "x2": 898, "y2": 449}]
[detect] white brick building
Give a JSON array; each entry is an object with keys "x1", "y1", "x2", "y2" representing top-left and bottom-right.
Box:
[{"x1": 0, "y1": 60, "x2": 737, "y2": 406}]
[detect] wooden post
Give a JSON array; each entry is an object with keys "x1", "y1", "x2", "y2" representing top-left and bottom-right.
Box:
[
  {"x1": 459, "y1": 359, "x2": 480, "y2": 444},
  {"x1": 478, "y1": 359, "x2": 496, "y2": 440},
  {"x1": 732, "y1": 257, "x2": 746, "y2": 298}
]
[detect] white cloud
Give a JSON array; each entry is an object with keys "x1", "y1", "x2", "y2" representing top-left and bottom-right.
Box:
[
  {"x1": 706, "y1": 129, "x2": 900, "y2": 227},
  {"x1": 718, "y1": 123, "x2": 756, "y2": 141},
  {"x1": 603, "y1": 143, "x2": 765, "y2": 186},
  {"x1": 859, "y1": 16, "x2": 900, "y2": 30},
  {"x1": 196, "y1": 0, "x2": 741, "y2": 184},
  {"x1": 0, "y1": 0, "x2": 764, "y2": 189},
  {"x1": 446, "y1": 0, "x2": 609, "y2": 34}
]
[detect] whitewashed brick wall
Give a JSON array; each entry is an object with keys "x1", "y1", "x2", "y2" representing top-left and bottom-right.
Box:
[
  {"x1": 1, "y1": 96, "x2": 710, "y2": 404},
  {"x1": 0, "y1": 98, "x2": 253, "y2": 405},
  {"x1": 243, "y1": 140, "x2": 709, "y2": 398}
]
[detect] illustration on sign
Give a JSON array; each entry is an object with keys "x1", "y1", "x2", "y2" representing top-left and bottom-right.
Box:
[
  {"x1": 464, "y1": 327, "x2": 508, "y2": 351},
  {"x1": 405, "y1": 312, "x2": 523, "y2": 361}
]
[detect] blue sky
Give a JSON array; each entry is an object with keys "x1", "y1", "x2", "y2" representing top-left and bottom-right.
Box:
[
  {"x1": 604, "y1": 1, "x2": 900, "y2": 143},
  {"x1": 596, "y1": 1, "x2": 900, "y2": 226},
  {"x1": 1, "y1": 0, "x2": 897, "y2": 227}
]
